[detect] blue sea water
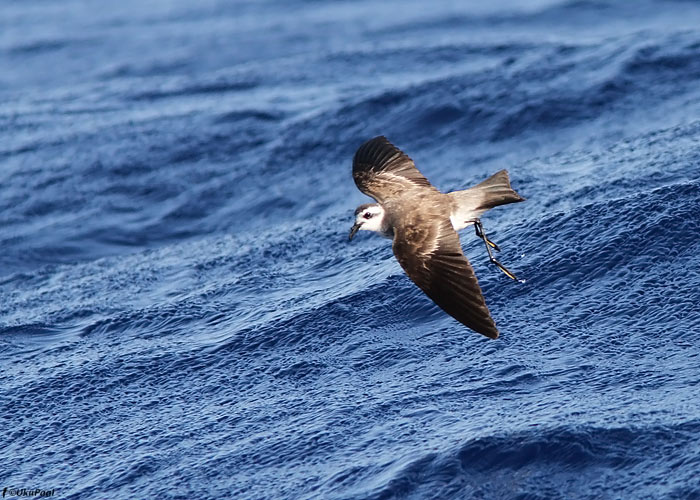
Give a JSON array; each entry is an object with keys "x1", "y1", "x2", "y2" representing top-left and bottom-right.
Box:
[{"x1": 2, "y1": 0, "x2": 700, "y2": 498}]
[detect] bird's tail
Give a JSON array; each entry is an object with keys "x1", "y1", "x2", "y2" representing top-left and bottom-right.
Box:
[{"x1": 455, "y1": 169, "x2": 525, "y2": 211}]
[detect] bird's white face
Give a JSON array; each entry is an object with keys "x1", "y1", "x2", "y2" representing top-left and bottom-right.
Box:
[{"x1": 348, "y1": 204, "x2": 385, "y2": 240}]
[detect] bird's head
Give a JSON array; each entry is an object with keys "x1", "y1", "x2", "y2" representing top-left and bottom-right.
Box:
[{"x1": 348, "y1": 203, "x2": 385, "y2": 240}]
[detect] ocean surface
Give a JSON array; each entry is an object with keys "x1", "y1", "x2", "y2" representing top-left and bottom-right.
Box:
[{"x1": 2, "y1": 1, "x2": 700, "y2": 498}]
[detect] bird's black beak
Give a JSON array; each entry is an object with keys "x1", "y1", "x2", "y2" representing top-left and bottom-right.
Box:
[{"x1": 348, "y1": 222, "x2": 361, "y2": 241}]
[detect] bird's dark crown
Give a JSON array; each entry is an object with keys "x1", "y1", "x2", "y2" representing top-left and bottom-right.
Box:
[{"x1": 354, "y1": 203, "x2": 378, "y2": 216}]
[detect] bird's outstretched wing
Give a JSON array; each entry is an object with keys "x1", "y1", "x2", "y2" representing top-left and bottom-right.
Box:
[
  {"x1": 352, "y1": 136, "x2": 438, "y2": 203},
  {"x1": 392, "y1": 217, "x2": 499, "y2": 338}
]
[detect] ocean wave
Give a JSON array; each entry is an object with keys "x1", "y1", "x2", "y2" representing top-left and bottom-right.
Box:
[
  {"x1": 3, "y1": 1, "x2": 700, "y2": 499},
  {"x1": 357, "y1": 422, "x2": 700, "y2": 500}
]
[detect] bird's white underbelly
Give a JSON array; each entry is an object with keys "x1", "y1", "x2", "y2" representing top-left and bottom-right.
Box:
[{"x1": 450, "y1": 214, "x2": 478, "y2": 232}]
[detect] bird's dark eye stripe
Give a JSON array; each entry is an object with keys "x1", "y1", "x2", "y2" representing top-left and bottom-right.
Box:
[{"x1": 363, "y1": 212, "x2": 373, "y2": 219}]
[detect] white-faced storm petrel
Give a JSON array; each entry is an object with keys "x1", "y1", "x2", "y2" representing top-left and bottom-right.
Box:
[{"x1": 348, "y1": 136, "x2": 525, "y2": 339}]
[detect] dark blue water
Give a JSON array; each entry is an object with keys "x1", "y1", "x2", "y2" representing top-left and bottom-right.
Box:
[{"x1": 2, "y1": 1, "x2": 700, "y2": 498}]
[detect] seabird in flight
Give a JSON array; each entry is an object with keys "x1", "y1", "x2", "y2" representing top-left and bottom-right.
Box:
[{"x1": 348, "y1": 136, "x2": 525, "y2": 339}]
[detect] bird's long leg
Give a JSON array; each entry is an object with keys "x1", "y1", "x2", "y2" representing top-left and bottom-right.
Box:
[
  {"x1": 473, "y1": 220, "x2": 524, "y2": 283},
  {"x1": 474, "y1": 221, "x2": 501, "y2": 252}
]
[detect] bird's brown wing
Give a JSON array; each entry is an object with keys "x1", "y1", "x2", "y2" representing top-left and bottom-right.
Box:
[
  {"x1": 352, "y1": 136, "x2": 439, "y2": 203},
  {"x1": 392, "y1": 216, "x2": 499, "y2": 338}
]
